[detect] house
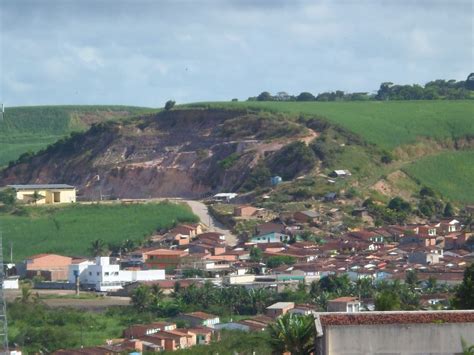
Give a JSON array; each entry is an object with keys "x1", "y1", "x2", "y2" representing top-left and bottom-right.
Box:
[
  {"x1": 143, "y1": 249, "x2": 188, "y2": 270},
  {"x1": 171, "y1": 224, "x2": 203, "y2": 238},
  {"x1": 178, "y1": 312, "x2": 220, "y2": 328},
  {"x1": 124, "y1": 322, "x2": 176, "y2": 339},
  {"x1": 250, "y1": 232, "x2": 289, "y2": 244},
  {"x1": 407, "y1": 248, "x2": 442, "y2": 265},
  {"x1": 68, "y1": 257, "x2": 165, "y2": 291},
  {"x1": 316, "y1": 311, "x2": 474, "y2": 355},
  {"x1": 234, "y1": 205, "x2": 258, "y2": 217},
  {"x1": 17, "y1": 253, "x2": 73, "y2": 281},
  {"x1": 330, "y1": 170, "x2": 351, "y2": 178},
  {"x1": 7, "y1": 184, "x2": 76, "y2": 204},
  {"x1": 293, "y1": 210, "x2": 320, "y2": 224},
  {"x1": 327, "y1": 297, "x2": 361, "y2": 312},
  {"x1": 266, "y1": 302, "x2": 295, "y2": 318},
  {"x1": 213, "y1": 193, "x2": 237, "y2": 202}
]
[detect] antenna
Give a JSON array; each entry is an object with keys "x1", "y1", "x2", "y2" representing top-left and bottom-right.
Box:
[{"x1": 0, "y1": 233, "x2": 9, "y2": 354}]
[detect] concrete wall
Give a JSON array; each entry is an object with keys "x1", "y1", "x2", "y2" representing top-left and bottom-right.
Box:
[{"x1": 322, "y1": 322, "x2": 474, "y2": 355}]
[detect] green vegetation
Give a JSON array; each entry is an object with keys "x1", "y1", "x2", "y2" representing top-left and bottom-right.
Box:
[
  {"x1": 452, "y1": 264, "x2": 474, "y2": 310},
  {"x1": 188, "y1": 100, "x2": 474, "y2": 149},
  {"x1": 269, "y1": 313, "x2": 316, "y2": 355},
  {"x1": 0, "y1": 202, "x2": 197, "y2": 261},
  {"x1": 403, "y1": 150, "x2": 474, "y2": 203},
  {"x1": 0, "y1": 105, "x2": 153, "y2": 166},
  {"x1": 8, "y1": 302, "x2": 123, "y2": 353}
]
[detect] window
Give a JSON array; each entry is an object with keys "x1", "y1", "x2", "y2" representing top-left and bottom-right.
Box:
[
  {"x1": 97, "y1": 272, "x2": 100, "y2": 276},
  {"x1": 105, "y1": 272, "x2": 109, "y2": 276},
  {"x1": 89, "y1": 272, "x2": 92, "y2": 276}
]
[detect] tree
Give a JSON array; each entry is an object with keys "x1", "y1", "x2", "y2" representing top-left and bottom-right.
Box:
[
  {"x1": 452, "y1": 264, "x2": 474, "y2": 309},
  {"x1": 257, "y1": 91, "x2": 273, "y2": 101},
  {"x1": 131, "y1": 285, "x2": 153, "y2": 312},
  {"x1": 296, "y1": 92, "x2": 316, "y2": 101},
  {"x1": 266, "y1": 255, "x2": 296, "y2": 268},
  {"x1": 388, "y1": 197, "x2": 411, "y2": 213},
  {"x1": 375, "y1": 290, "x2": 401, "y2": 311},
  {"x1": 405, "y1": 270, "x2": 419, "y2": 290},
  {"x1": 466, "y1": 73, "x2": 474, "y2": 91},
  {"x1": 16, "y1": 285, "x2": 39, "y2": 304},
  {"x1": 32, "y1": 191, "x2": 44, "y2": 205},
  {"x1": 249, "y1": 246, "x2": 262, "y2": 262},
  {"x1": 444, "y1": 202, "x2": 455, "y2": 217},
  {"x1": 0, "y1": 188, "x2": 16, "y2": 206},
  {"x1": 89, "y1": 239, "x2": 107, "y2": 257},
  {"x1": 269, "y1": 313, "x2": 315, "y2": 355},
  {"x1": 164, "y1": 100, "x2": 176, "y2": 110}
]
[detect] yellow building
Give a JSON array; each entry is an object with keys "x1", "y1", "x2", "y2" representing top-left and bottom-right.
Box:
[{"x1": 8, "y1": 184, "x2": 76, "y2": 204}]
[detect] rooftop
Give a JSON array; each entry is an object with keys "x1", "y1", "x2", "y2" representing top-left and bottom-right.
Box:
[
  {"x1": 8, "y1": 184, "x2": 75, "y2": 190},
  {"x1": 319, "y1": 310, "x2": 474, "y2": 326},
  {"x1": 266, "y1": 302, "x2": 295, "y2": 309}
]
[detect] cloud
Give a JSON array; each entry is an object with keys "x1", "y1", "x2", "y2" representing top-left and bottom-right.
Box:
[{"x1": 0, "y1": 0, "x2": 471, "y2": 106}]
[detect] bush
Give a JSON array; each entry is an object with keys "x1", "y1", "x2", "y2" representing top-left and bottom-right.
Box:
[
  {"x1": 164, "y1": 100, "x2": 176, "y2": 110},
  {"x1": 266, "y1": 255, "x2": 296, "y2": 268},
  {"x1": 267, "y1": 141, "x2": 317, "y2": 180}
]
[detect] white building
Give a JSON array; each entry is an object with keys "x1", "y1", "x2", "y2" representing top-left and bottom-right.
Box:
[
  {"x1": 3, "y1": 276, "x2": 19, "y2": 289},
  {"x1": 68, "y1": 257, "x2": 165, "y2": 292}
]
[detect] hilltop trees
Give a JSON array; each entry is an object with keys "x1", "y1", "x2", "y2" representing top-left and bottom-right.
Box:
[{"x1": 164, "y1": 100, "x2": 175, "y2": 110}]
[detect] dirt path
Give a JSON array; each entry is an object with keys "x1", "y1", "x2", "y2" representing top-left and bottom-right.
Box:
[
  {"x1": 78, "y1": 198, "x2": 238, "y2": 246},
  {"x1": 185, "y1": 200, "x2": 238, "y2": 246}
]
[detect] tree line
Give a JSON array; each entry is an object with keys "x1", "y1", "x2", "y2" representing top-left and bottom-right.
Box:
[{"x1": 248, "y1": 75, "x2": 474, "y2": 102}]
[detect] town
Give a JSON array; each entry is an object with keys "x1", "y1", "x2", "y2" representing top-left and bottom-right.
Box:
[{"x1": 1, "y1": 183, "x2": 473, "y2": 353}]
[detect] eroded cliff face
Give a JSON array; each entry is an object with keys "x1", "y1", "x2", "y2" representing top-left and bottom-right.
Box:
[{"x1": 0, "y1": 109, "x2": 314, "y2": 199}]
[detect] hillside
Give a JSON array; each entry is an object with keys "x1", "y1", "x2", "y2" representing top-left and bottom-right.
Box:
[
  {"x1": 0, "y1": 109, "x2": 319, "y2": 199},
  {"x1": 0, "y1": 105, "x2": 153, "y2": 167},
  {"x1": 0, "y1": 202, "x2": 197, "y2": 261},
  {"x1": 1, "y1": 102, "x2": 473, "y2": 204},
  {"x1": 188, "y1": 100, "x2": 474, "y2": 150}
]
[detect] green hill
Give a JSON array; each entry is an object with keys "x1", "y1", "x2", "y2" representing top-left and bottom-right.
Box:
[
  {"x1": 187, "y1": 100, "x2": 474, "y2": 149},
  {"x1": 0, "y1": 202, "x2": 198, "y2": 261},
  {"x1": 0, "y1": 105, "x2": 154, "y2": 166},
  {"x1": 403, "y1": 150, "x2": 474, "y2": 203}
]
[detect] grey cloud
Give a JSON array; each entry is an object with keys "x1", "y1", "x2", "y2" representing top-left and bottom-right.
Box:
[{"x1": 0, "y1": 0, "x2": 472, "y2": 106}]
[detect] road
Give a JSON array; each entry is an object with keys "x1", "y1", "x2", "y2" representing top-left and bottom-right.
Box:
[
  {"x1": 185, "y1": 200, "x2": 238, "y2": 246},
  {"x1": 78, "y1": 197, "x2": 238, "y2": 246}
]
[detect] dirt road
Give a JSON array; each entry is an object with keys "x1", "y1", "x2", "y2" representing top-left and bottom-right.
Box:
[{"x1": 185, "y1": 200, "x2": 238, "y2": 246}]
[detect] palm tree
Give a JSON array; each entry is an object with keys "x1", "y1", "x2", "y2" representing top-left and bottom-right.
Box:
[
  {"x1": 269, "y1": 313, "x2": 316, "y2": 355},
  {"x1": 16, "y1": 285, "x2": 39, "y2": 304},
  {"x1": 89, "y1": 239, "x2": 107, "y2": 257},
  {"x1": 461, "y1": 337, "x2": 474, "y2": 355}
]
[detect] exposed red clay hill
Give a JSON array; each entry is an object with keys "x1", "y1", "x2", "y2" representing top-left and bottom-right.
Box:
[{"x1": 0, "y1": 108, "x2": 316, "y2": 199}]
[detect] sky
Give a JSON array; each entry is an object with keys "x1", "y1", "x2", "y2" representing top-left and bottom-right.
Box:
[{"x1": 0, "y1": 0, "x2": 472, "y2": 107}]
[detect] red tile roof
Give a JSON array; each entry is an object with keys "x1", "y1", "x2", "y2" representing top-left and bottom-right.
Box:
[{"x1": 319, "y1": 311, "x2": 474, "y2": 326}]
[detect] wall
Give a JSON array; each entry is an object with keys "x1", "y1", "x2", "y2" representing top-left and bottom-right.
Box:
[{"x1": 322, "y1": 322, "x2": 474, "y2": 355}]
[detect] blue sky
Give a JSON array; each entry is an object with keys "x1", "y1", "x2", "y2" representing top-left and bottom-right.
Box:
[{"x1": 0, "y1": 0, "x2": 472, "y2": 107}]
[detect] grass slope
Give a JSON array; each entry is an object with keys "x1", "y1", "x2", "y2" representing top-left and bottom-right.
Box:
[
  {"x1": 0, "y1": 105, "x2": 153, "y2": 166},
  {"x1": 0, "y1": 202, "x2": 198, "y2": 261},
  {"x1": 188, "y1": 100, "x2": 474, "y2": 149},
  {"x1": 403, "y1": 150, "x2": 474, "y2": 203}
]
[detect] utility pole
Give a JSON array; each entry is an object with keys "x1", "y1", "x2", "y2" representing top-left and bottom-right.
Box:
[{"x1": 0, "y1": 233, "x2": 9, "y2": 354}]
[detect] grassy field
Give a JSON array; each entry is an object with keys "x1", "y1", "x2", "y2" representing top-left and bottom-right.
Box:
[
  {"x1": 187, "y1": 100, "x2": 474, "y2": 149},
  {"x1": 402, "y1": 150, "x2": 474, "y2": 203},
  {"x1": 0, "y1": 105, "x2": 153, "y2": 166},
  {"x1": 0, "y1": 202, "x2": 198, "y2": 261}
]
